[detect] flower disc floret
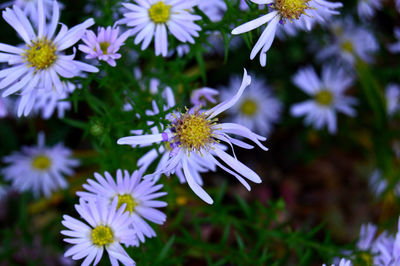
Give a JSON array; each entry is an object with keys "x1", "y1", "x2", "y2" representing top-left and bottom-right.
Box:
[
  {"x1": 315, "y1": 90, "x2": 333, "y2": 106},
  {"x1": 117, "y1": 194, "x2": 137, "y2": 213},
  {"x1": 99, "y1": 42, "x2": 110, "y2": 54},
  {"x1": 149, "y1": 2, "x2": 171, "y2": 24},
  {"x1": 31, "y1": 155, "x2": 52, "y2": 170},
  {"x1": 172, "y1": 110, "x2": 216, "y2": 152},
  {"x1": 240, "y1": 99, "x2": 258, "y2": 116},
  {"x1": 91, "y1": 225, "x2": 114, "y2": 246},
  {"x1": 24, "y1": 38, "x2": 57, "y2": 70},
  {"x1": 275, "y1": 0, "x2": 311, "y2": 21}
]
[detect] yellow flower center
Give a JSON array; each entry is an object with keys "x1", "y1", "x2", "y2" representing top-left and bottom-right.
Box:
[
  {"x1": 117, "y1": 194, "x2": 137, "y2": 213},
  {"x1": 91, "y1": 225, "x2": 114, "y2": 246},
  {"x1": 315, "y1": 90, "x2": 333, "y2": 106},
  {"x1": 274, "y1": 0, "x2": 311, "y2": 21},
  {"x1": 149, "y1": 2, "x2": 171, "y2": 24},
  {"x1": 99, "y1": 42, "x2": 110, "y2": 54},
  {"x1": 342, "y1": 40, "x2": 354, "y2": 53},
  {"x1": 31, "y1": 155, "x2": 52, "y2": 170},
  {"x1": 240, "y1": 99, "x2": 258, "y2": 116},
  {"x1": 172, "y1": 110, "x2": 216, "y2": 152},
  {"x1": 24, "y1": 38, "x2": 57, "y2": 70},
  {"x1": 359, "y1": 251, "x2": 373, "y2": 266}
]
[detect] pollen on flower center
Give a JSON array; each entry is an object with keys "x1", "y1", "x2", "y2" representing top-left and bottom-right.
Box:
[
  {"x1": 315, "y1": 90, "x2": 333, "y2": 106},
  {"x1": 32, "y1": 155, "x2": 52, "y2": 170},
  {"x1": 117, "y1": 194, "x2": 137, "y2": 213},
  {"x1": 274, "y1": 0, "x2": 311, "y2": 21},
  {"x1": 149, "y1": 2, "x2": 171, "y2": 24},
  {"x1": 24, "y1": 38, "x2": 57, "y2": 70},
  {"x1": 99, "y1": 42, "x2": 110, "y2": 54},
  {"x1": 240, "y1": 99, "x2": 258, "y2": 116},
  {"x1": 172, "y1": 110, "x2": 216, "y2": 152},
  {"x1": 91, "y1": 225, "x2": 114, "y2": 246}
]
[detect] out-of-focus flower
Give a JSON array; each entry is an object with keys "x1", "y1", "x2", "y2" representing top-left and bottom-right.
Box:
[
  {"x1": 118, "y1": 69, "x2": 268, "y2": 204},
  {"x1": 119, "y1": 0, "x2": 201, "y2": 57},
  {"x1": 290, "y1": 65, "x2": 357, "y2": 134},
  {"x1": 8, "y1": 0, "x2": 58, "y2": 21},
  {"x1": 191, "y1": 87, "x2": 219, "y2": 107},
  {"x1": 357, "y1": 0, "x2": 382, "y2": 20},
  {"x1": 220, "y1": 74, "x2": 282, "y2": 136},
  {"x1": 79, "y1": 26, "x2": 132, "y2": 67},
  {"x1": 386, "y1": 84, "x2": 400, "y2": 116},
  {"x1": 231, "y1": 0, "x2": 342, "y2": 66},
  {"x1": 0, "y1": 97, "x2": 9, "y2": 118},
  {"x1": 77, "y1": 169, "x2": 167, "y2": 243},
  {"x1": 369, "y1": 169, "x2": 400, "y2": 197},
  {"x1": 19, "y1": 81, "x2": 76, "y2": 119},
  {"x1": 317, "y1": 18, "x2": 378, "y2": 67},
  {"x1": 374, "y1": 218, "x2": 400, "y2": 265},
  {"x1": 61, "y1": 197, "x2": 137, "y2": 265},
  {"x1": 198, "y1": 0, "x2": 227, "y2": 22},
  {"x1": 387, "y1": 27, "x2": 400, "y2": 54},
  {"x1": 323, "y1": 258, "x2": 352, "y2": 266},
  {"x1": 1, "y1": 132, "x2": 79, "y2": 197},
  {"x1": 0, "y1": 0, "x2": 98, "y2": 117}
]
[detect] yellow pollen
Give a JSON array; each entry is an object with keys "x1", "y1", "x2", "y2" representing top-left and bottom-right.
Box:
[
  {"x1": 315, "y1": 90, "x2": 333, "y2": 106},
  {"x1": 149, "y1": 2, "x2": 171, "y2": 23},
  {"x1": 240, "y1": 99, "x2": 258, "y2": 116},
  {"x1": 91, "y1": 225, "x2": 114, "y2": 246},
  {"x1": 99, "y1": 42, "x2": 110, "y2": 54},
  {"x1": 24, "y1": 38, "x2": 57, "y2": 70},
  {"x1": 274, "y1": 0, "x2": 311, "y2": 21},
  {"x1": 173, "y1": 109, "x2": 216, "y2": 152},
  {"x1": 31, "y1": 155, "x2": 52, "y2": 170},
  {"x1": 117, "y1": 194, "x2": 137, "y2": 213},
  {"x1": 342, "y1": 40, "x2": 354, "y2": 53}
]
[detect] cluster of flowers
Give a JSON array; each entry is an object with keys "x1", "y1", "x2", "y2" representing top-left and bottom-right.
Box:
[
  {"x1": 325, "y1": 218, "x2": 400, "y2": 266},
  {"x1": 0, "y1": 0, "x2": 399, "y2": 265}
]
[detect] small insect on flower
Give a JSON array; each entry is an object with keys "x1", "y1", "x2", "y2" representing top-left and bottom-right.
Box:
[
  {"x1": 231, "y1": 0, "x2": 342, "y2": 66},
  {"x1": 119, "y1": 0, "x2": 201, "y2": 57},
  {"x1": 220, "y1": 74, "x2": 282, "y2": 136},
  {"x1": 290, "y1": 64, "x2": 358, "y2": 134},
  {"x1": 79, "y1": 26, "x2": 132, "y2": 67},
  {"x1": 1, "y1": 132, "x2": 79, "y2": 198},
  {"x1": 77, "y1": 169, "x2": 167, "y2": 243},
  {"x1": 61, "y1": 197, "x2": 137, "y2": 266},
  {"x1": 118, "y1": 69, "x2": 268, "y2": 204},
  {"x1": 0, "y1": 0, "x2": 98, "y2": 116}
]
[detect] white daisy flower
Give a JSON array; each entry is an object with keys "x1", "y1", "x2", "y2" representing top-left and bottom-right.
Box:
[
  {"x1": 0, "y1": 0, "x2": 98, "y2": 116},
  {"x1": 386, "y1": 83, "x2": 400, "y2": 116},
  {"x1": 198, "y1": 0, "x2": 227, "y2": 22},
  {"x1": 317, "y1": 18, "x2": 378, "y2": 67},
  {"x1": 191, "y1": 87, "x2": 219, "y2": 107},
  {"x1": 290, "y1": 65, "x2": 357, "y2": 134},
  {"x1": 387, "y1": 27, "x2": 400, "y2": 54},
  {"x1": 119, "y1": 0, "x2": 201, "y2": 57},
  {"x1": 357, "y1": 0, "x2": 382, "y2": 20},
  {"x1": 231, "y1": 0, "x2": 342, "y2": 66},
  {"x1": 220, "y1": 74, "x2": 282, "y2": 136},
  {"x1": 19, "y1": 81, "x2": 76, "y2": 118},
  {"x1": 61, "y1": 197, "x2": 137, "y2": 266},
  {"x1": 76, "y1": 169, "x2": 167, "y2": 243},
  {"x1": 79, "y1": 26, "x2": 132, "y2": 67},
  {"x1": 133, "y1": 86, "x2": 217, "y2": 186},
  {"x1": 1, "y1": 132, "x2": 79, "y2": 197},
  {"x1": 118, "y1": 69, "x2": 268, "y2": 204}
]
